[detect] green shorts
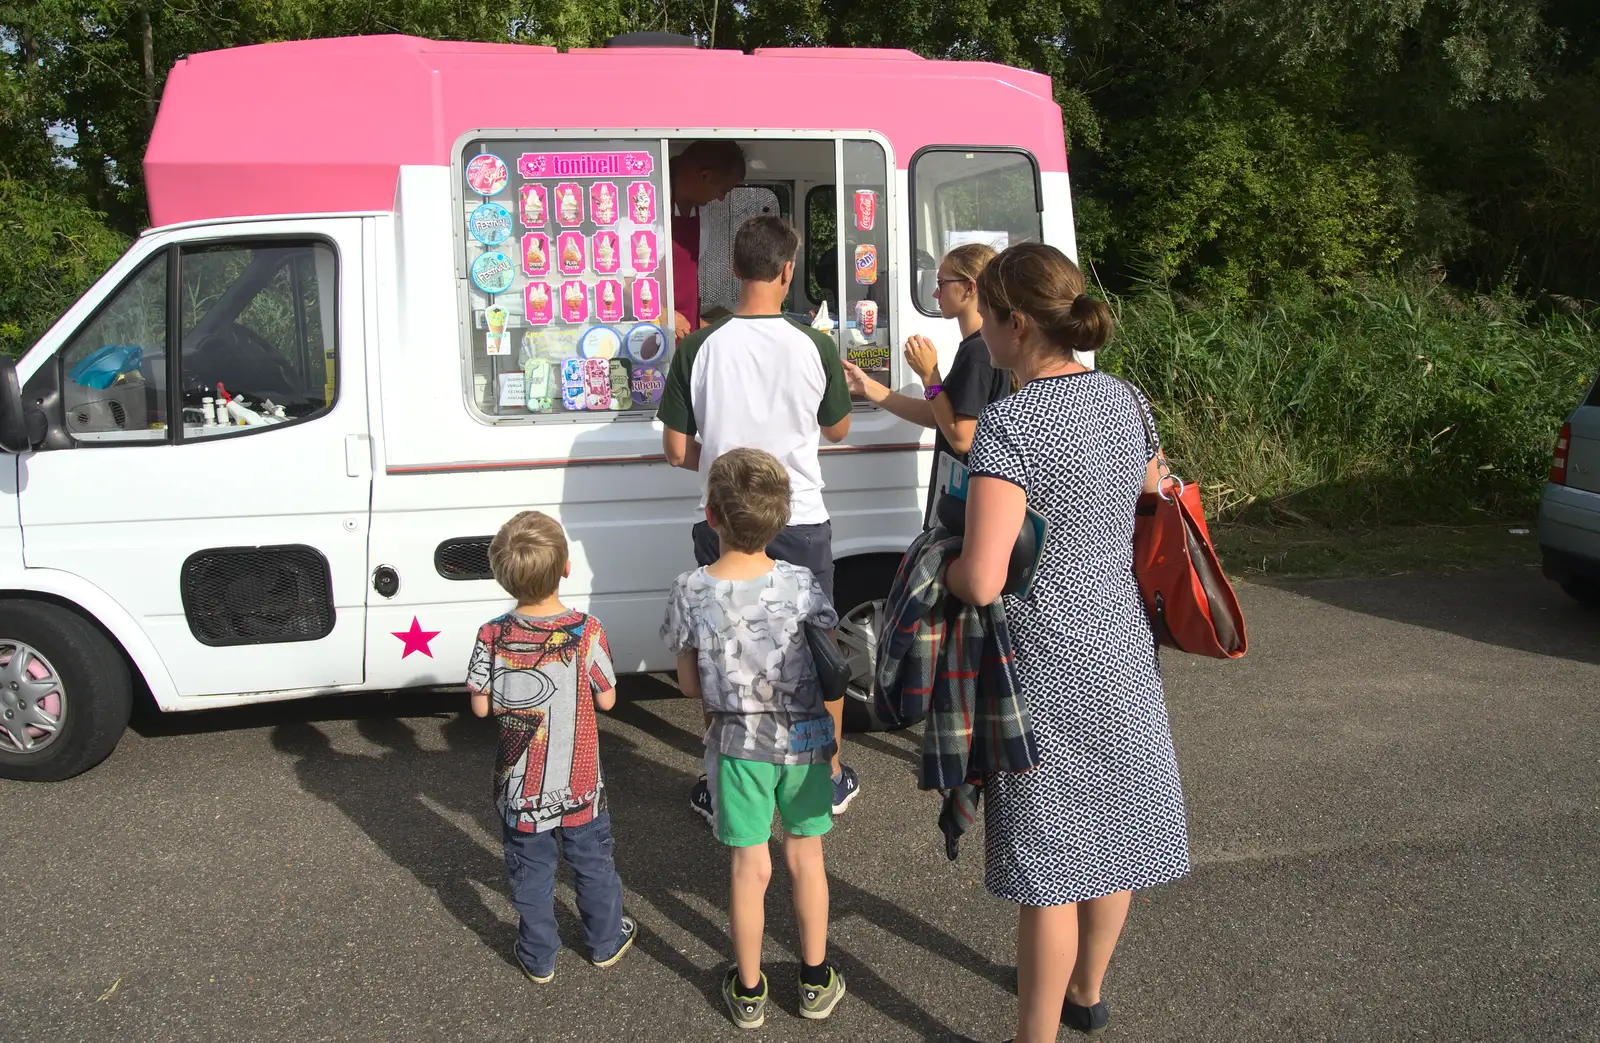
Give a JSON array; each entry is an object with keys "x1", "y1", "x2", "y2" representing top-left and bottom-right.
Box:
[{"x1": 716, "y1": 755, "x2": 834, "y2": 847}]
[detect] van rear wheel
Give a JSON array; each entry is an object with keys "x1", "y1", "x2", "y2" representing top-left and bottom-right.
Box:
[
  {"x1": 0, "y1": 600, "x2": 132, "y2": 781},
  {"x1": 832, "y1": 555, "x2": 903, "y2": 734}
]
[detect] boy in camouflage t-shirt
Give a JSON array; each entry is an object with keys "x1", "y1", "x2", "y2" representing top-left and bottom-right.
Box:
[{"x1": 662, "y1": 449, "x2": 846, "y2": 1028}]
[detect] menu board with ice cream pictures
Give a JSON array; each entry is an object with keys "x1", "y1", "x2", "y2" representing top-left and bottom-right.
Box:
[{"x1": 459, "y1": 138, "x2": 672, "y2": 419}]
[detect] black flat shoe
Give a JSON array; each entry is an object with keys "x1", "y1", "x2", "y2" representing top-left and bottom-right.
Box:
[{"x1": 1063, "y1": 997, "x2": 1110, "y2": 1036}]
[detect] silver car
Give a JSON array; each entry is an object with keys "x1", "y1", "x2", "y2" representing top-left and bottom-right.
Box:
[{"x1": 1539, "y1": 366, "x2": 1600, "y2": 608}]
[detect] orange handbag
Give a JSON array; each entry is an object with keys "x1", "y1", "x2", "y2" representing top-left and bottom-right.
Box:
[{"x1": 1124, "y1": 386, "x2": 1248, "y2": 659}]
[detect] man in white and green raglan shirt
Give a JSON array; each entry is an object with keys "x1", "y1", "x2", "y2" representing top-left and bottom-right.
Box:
[{"x1": 658, "y1": 214, "x2": 863, "y2": 824}]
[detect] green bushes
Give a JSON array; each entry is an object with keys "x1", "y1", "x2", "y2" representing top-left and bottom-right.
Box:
[
  {"x1": 0, "y1": 181, "x2": 130, "y2": 358},
  {"x1": 1103, "y1": 281, "x2": 1598, "y2": 524}
]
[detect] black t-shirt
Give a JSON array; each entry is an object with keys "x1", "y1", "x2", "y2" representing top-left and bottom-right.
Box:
[{"x1": 926, "y1": 330, "x2": 1013, "y2": 521}]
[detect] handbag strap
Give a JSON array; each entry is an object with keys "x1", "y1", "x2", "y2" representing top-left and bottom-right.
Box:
[{"x1": 1108, "y1": 375, "x2": 1175, "y2": 490}]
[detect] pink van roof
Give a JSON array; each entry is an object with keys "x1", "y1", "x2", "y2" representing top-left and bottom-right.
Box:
[{"x1": 144, "y1": 35, "x2": 1067, "y2": 227}]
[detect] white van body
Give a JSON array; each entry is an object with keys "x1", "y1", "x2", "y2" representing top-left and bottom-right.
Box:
[{"x1": 0, "y1": 36, "x2": 1077, "y2": 779}]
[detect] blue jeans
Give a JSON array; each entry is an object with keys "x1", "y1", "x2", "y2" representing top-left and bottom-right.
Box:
[{"x1": 502, "y1": 812, "x2": 625, "y2": 974}]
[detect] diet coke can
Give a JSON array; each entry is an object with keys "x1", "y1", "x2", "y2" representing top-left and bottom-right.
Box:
[
  {"x1": 854, "y1": 300, "x2": 878, "y2": 338},
  {"x1": 854, "y1": 190, "x2": 877, "y2": 231},
  {"x1": 854, "y1": 244, "x2": 878, "y2": 285}
]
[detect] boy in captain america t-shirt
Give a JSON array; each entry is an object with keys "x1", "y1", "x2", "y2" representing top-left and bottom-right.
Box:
[{"x1": 467, "y1": 510, "x2": 635, "y2": 983}]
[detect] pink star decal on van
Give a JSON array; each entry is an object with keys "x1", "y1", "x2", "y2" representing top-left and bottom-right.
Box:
[{"x1": 392, "y1": 617, "x2": 440, "y2": 659}]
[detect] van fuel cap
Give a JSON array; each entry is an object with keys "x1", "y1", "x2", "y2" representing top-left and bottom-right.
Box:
[{"x1": 372, "y1": 566, "x2": 400, "y2": 599}]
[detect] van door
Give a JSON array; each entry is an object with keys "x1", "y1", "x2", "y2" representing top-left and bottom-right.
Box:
[{"x1": 17, "y1": 219, "x2": 371, "y2": 697}]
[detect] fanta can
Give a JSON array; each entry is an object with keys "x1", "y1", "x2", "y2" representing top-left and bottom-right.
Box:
[{"x1": 854, "y1": 244, "x2": 878, "y2": 285}]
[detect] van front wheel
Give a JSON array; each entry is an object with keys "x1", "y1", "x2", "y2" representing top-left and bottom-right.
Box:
[{"x1": 0, "y1": 600, "x2": 132, "y2": 781}]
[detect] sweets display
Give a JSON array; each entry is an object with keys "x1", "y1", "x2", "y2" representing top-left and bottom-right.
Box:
[{"x1": 464, "y1": 140, "x2": 673, "y2": 417}]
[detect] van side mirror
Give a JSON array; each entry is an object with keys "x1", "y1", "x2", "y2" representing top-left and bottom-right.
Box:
[{"x1": 0, "y1": 358, "x2": 30, "y2": 453}]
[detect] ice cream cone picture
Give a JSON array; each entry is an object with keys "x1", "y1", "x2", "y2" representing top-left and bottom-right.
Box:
[
  {"x1": 485, "y1": 305, "x2": 510, "y2": 356},
  {"x1": 525, "y1": 282, "x2": 553, "y2": 325},
  {"x1": 522, "y1": 232, "x2": 550, "y2": 276},
  {"x1": 633, "y1": 277, "x2": 661, "y2": 321},
  {"x1": 629, "y1": 182, "x2": 656, "y2": 225},
  {"x1": 561, "y1": 280, "x2": 588, "y2": 324},
  {"x1": 596, "y1": 279, "x2": 624, "y2": 323},
  {"x1": 558, "y1": 232, "x2": 586, "y2": 275},
  {"x1": 555, "y1": 183, "x2": 583, "y2": 227},
  {"x1": 630, "y1": 230, "x2": 659, "y2": 273},
  {"x1": 593, "y1": 232, "x2": 620, "y2": 274},
  {"x1": 592, "y1": 182, "x2": 619, "y2": 226},
  {"x1": 520, "y1": 185, "x2": 547, "y2": 228}
]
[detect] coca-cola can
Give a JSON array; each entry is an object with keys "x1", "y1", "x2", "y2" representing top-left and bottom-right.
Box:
[
  {"x1": 854, "y1": 300, "x2": 878, "y2": 337},
  {"x1": 854, "y1": 190, "x2": 877, "y2": 231}
]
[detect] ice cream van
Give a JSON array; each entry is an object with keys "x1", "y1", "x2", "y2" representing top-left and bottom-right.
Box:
[{"x1": 0, "y1": 33, "x2": 1077, "y2": 780}]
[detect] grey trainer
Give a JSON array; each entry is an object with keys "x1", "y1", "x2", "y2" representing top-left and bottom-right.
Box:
[
  {"x1": 798, "y1": 965, "x2": 846, "y2": 1020},
  {"x1": 722, "y1": 968, "x2": 768, "y2": 1030}
]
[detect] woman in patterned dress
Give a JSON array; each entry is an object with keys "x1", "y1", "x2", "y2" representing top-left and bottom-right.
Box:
[{"x1": 946, "y1": 243, "x2": 1191, "y2": 1043}]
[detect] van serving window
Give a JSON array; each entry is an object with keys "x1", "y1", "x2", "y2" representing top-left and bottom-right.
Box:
[
  {"x1": 456, "y1": 133, "x2": 896, "y2": 422},
  {"x1": 909, "y1": 148, "x2": 1042, "y2": 316}
]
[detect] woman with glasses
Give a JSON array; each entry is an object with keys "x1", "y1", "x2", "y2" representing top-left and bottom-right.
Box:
[{"x1": 843, "y1": 242, "x2": 1011, "y2": 520}]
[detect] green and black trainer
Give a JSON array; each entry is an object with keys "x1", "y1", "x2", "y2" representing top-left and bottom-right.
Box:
[
  {"x1": 722, "y1": 968, "x2": 769, "y2": 1029},
  {"x1": 798, "y1": 965, "x2": 846, "y2": 1020}
]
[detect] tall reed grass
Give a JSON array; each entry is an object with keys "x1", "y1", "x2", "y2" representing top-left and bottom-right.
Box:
[{"x1": 1101, "y1": 279, "x2": 1599, "y2": 524}]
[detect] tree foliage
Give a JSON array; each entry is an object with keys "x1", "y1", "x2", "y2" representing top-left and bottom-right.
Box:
[{"x1": 0, "y1": 0, "x2": 1596, "y2": 350}]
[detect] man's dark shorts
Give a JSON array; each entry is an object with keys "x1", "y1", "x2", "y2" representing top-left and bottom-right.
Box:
[{"x1": 691, "y1": 520, "x2": 836, "y2": 609}]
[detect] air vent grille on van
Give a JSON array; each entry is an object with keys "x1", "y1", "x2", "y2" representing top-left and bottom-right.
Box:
[
  {"x1": 180, "y1": 545, "x2": 336, "y2": 646},
  {"x1": 435, "y1": 537, "x2": 495, "y2": 581}
]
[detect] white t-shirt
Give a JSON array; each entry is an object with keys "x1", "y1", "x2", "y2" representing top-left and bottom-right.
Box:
[{"x1": 658, "y1": 315, "x2": 852, "y2": 526}]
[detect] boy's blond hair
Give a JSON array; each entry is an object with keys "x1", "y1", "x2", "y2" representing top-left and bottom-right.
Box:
[
  {"x1": 489, "y1": 511, "x2": 568, "y2": 603},
  {"x1": 707, "y1": 448, "x2": 791, "y2": 553}
]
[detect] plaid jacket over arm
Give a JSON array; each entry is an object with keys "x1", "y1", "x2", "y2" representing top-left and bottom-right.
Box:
[{"x1": 873, "y1": 523, "x2": 1041, "y2": 858}]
